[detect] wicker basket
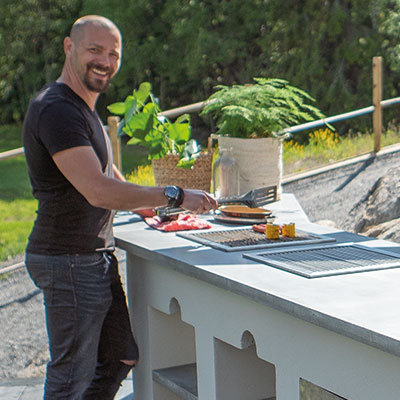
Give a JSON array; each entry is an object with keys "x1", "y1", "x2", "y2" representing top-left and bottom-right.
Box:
[{"x1": 152, "y1": 152, "x2": 213, "y2": 192}]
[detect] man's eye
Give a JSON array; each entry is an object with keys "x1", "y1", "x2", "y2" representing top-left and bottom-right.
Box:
[{"x1": 89, "y1": 48, "x2": 99, "y2": 53}]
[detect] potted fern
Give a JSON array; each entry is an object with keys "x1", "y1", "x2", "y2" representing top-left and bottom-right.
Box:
[
  {"x1": 108, "y1": 82, "x2": 213, "y2": 191},
  {"x1": 200, "y1": 78, "x2": 325, "y2": 195}
]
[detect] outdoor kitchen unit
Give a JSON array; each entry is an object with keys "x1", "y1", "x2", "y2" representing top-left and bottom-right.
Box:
[{"x1": 114, "y1": 193, "x2": 400, "y2": 400}]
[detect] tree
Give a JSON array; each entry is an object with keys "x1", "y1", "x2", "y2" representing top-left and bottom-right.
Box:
[
  {"x1": 0, "y1": 0, "x2": 82, "y2": 123},
  {"x1": 2, "y1": 0, "x2": 400, "y2": 134}
]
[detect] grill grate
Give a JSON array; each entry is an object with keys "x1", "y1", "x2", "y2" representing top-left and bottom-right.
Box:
[
  {"x1": 243, "y1": 244, "x2": 400, "y2": 278},
  {"x1": 177, "y1": 228, "x2": 335, "y2": 252}
]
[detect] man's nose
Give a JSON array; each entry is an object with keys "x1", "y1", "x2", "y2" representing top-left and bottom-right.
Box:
[{"x1": 95, "y1": 52, "x2": 112, "y2": 67}]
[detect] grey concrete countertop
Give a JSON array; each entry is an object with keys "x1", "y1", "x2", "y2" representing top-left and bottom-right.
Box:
[{"x1": 114, "y1": 194, "x2": 400, "y2": 358}]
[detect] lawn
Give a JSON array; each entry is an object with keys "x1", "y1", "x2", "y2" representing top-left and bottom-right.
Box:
[{"x1": 0, "y1": 125, "x2": 36, "y2": 260}]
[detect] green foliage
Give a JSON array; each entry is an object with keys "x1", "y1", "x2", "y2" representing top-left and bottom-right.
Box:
[
  {"x1": 0, "y1": 0, "x2": 82, "y2": 123},
  {"x1": 2, "y1": 0, "x2": 400, "y2": 134},
  {"x1": 108, "y1": 82, "x2": 201, "y2": 168},
  {"x1": 201, "y1": 78, "x2": 325, "y2": 138},
  {"x1": 88, "y1": 0, "x2": 400, "y2": 132}
]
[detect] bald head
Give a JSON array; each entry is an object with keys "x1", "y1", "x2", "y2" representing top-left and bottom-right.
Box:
[
  {"x1": 70, "y1": 15, "x2": 121, "y2": 45},
  {"x1": 59, "y1": 15, "x2": 122, "y2": 102}
]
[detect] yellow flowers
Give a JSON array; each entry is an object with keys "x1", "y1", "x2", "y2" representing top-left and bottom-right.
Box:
[
  {"x1": 283, "y1": 128, "x2": 346, "y2": 175},
  {"x1": 283, "y1": 139, "x2": 305, "y2": 156},
  {"x1": 308, "y1": 128, "x2": 340, "y2": 149},
  {"x1": 125, "y1": 165, "x2": 155, "y2": 186}
]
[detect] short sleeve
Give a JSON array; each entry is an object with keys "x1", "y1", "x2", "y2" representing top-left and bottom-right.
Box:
[{"x1": 38, "y1": 101, "x2": 91, "y2": 156}]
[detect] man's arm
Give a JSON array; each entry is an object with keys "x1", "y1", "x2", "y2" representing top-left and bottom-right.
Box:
[{"x1": 52, "y1": 146, "x2": 217, "y2": 213}]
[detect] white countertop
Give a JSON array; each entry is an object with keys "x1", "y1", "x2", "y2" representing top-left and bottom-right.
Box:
[{"x1": 114, "y1": 193, "x2": 400, "y2": 358}]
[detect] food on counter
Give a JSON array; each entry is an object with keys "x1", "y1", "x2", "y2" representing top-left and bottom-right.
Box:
[
  {"x1": 265, "y1": 223, "x2": 281, "y2": 239},
  {"x1": 253, "y1": 222, "x2": 297, "y2": 239},
  {"x1": 252, "y1": 224, "x2": 267, "y2": 233},
  {"x1": 144, "y1": 213, "x2": 212, "y2": 232},
  {"x1": 282, "y1": 223, "x2": 296, "y2": 238},
  {"x1": 218, "y1": 205, "x2": 271, "y2": 219}
]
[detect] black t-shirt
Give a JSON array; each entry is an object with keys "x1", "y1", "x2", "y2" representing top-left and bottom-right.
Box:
[{"x1": 23, "y1": 82, "x2": 114, "y2": 255}]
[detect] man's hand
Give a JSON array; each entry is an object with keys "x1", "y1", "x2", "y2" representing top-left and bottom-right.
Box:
[{"x1": 181, "y1": 189, "x2": 218, "y2": 214}]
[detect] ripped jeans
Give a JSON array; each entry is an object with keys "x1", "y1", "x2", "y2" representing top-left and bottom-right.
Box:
[{"x1": 25, "y1": 251, "x2": 139, "y2": 400}]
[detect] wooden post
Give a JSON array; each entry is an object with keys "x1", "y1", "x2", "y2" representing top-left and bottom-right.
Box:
[
  {"x1": 107, "y1": 116, "x2": 122, "y2": 171},
  {"x1": 372, "y1": 56, "x2": 383, "y2": 153}
]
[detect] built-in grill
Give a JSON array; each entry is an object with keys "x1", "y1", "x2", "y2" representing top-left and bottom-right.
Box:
[
  {"x1": 243, "y1": 243, "x2": 400, "y2": 278},
  {"x1": 177, "y1": 228, "x2": 335, "y2": 252}
]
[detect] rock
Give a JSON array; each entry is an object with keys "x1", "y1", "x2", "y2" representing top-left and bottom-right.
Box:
[
  {"x1": 362, "y1": 218, "x2": 400, "y2": 243},
  {"x1": 343, "y1": 166, "x2": 400, "y2": 234},
  {"x1": 316, "y1": 219, "x2": 336, "y2": 228}
]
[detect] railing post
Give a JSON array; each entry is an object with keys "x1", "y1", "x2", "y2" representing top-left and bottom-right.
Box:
[
  {"x1": 107, "y1": 116, "x2": 122, "y2": 171},
  {"x1": 372, "y1": 56, "x2": 383, "y2": 153}
]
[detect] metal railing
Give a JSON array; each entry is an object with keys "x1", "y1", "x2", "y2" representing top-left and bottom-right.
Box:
[
  {"x1": 281, "y1": 97, "x2": 400, "y2": 135},
  {"x1": 0, "y1": 146, "x2": 24, "y2": 161}
]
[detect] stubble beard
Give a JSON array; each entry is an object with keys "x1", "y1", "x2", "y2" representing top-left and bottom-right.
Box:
[{"x1": 83, "y1": 63, "x2": 112, "y2": 93}]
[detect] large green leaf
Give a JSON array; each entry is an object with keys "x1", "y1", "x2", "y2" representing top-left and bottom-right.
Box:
[
  {"x1": 125, "y1": 112, "x2": 154, "y2": 140},
  {"x1": 126, "y1": 137, "x2": 143, "y2": 145},
  {"x1": 124, "y1": 97, "x2": 137, "y2": 123},
  {"x1": 135, "y1": 82, "x2": 152, "y2": 106},
  {"x1": 107, "y1": 102, "x2": 126, "y2": 115},
  {"x1": 167, "y1": 122, "x2": 191, "y2": 142}
]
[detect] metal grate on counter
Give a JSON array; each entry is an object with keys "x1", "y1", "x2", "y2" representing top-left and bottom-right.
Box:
[
  {"x1": 177, "y1": 228, "x2": 335, "y2": 252},
  {"x1": 243, "y1": 243, "x2": 400, "y2": 278}
]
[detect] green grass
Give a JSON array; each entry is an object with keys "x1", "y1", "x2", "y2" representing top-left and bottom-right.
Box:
[
  {"x1": 0, "y1": 125, "x2": 37, "y2": 261},
  {"x1": 283, "y1": 126, "x2": 400, "y2": 175},
  {"x1": 1, "y1": 122, "x2": 400, "y2": 262}
]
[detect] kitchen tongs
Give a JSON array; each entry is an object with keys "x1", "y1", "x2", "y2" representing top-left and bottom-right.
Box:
[{"x1": 156, "y1": 185, "x2": 278, "y2": 219}]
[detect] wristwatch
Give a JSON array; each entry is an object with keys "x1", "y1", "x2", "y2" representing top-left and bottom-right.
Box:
[{"x1": 163, "y1": 185, "x2": 184, "y2": 208}]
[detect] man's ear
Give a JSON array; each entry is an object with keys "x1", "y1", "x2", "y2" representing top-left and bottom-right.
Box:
[{"x1": 64, "y1": 37, "x2": 73, "y2": 56}]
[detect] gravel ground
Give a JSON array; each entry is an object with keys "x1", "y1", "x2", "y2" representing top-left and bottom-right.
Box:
[
  {"x1": 2, "y1": 149, "x2": 400, "y2": 380},
  {"x1": 0, "y1": 248, "x2": 128, "y2": 380}
]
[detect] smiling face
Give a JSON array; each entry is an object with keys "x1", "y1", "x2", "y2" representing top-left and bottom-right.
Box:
[
  {"x1": 70, "y1": 22, "x2": 122, "y2": 93},
  {"x1": 60, "y1": 17, "x2": 122, "y2": 103}
]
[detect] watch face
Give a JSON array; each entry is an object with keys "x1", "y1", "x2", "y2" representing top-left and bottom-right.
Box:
[
  {"x1": 164, "y1": 185, "x2": 184, "y2": 207},
  {"x1": 165, "y1": 186, "x2": 179, "y2": 200}
]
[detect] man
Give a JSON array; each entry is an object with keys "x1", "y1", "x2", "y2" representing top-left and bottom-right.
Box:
[{"x1": 23, "y1": 15, "x2": 217, "y2": 399}]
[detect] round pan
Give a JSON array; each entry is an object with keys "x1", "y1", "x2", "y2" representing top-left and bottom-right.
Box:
[{"x1": 218, "y1": 205, "x2": 271, "y2": 219}]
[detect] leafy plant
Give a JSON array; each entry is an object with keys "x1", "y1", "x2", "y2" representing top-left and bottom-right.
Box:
[
  {"x1": 200, "y1": 78, "x2": 326, "y2": 138},
  {"x1": 108, "y1": 82, "x2": 201, "y2": 169}
]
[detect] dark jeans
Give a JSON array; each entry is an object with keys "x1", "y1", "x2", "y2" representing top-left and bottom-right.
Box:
[{"x1": 25, "y1": 251, "x2": 139, "y2": 400}]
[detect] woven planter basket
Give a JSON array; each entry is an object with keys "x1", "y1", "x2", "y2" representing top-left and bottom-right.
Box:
[{"x1": 152, "y1": 152, "x2": 213, "y2": 192}]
